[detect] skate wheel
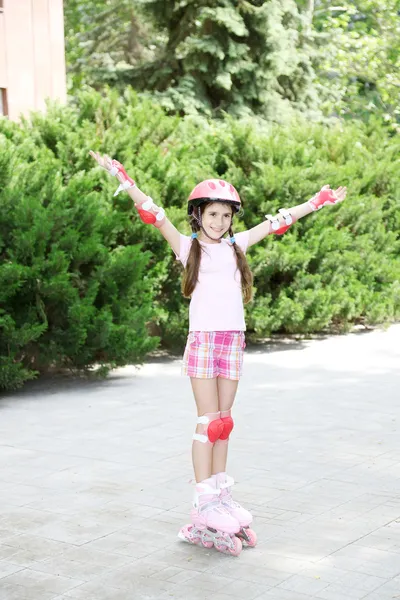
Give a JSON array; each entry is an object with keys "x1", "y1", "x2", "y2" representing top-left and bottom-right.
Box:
[
  {"x1": 244, "y1": 528, "x2": 257, "y2": 547},
  {"x1": 227, "y1": 535, "x2": 242, "y2": 556},
  {"x1": 201, "y1": 539, "x2": 213, "y2": 549},
  {"x1": 236, "y1": 527, "x2": 257, "y2": 547},
  {"x1": 191, "y1": 535, "x2": 202, "y2": 545},
  {"x1": 215, "y1": 535, "x2": 242, "y2": 556},
  {"x1": 178, "y1": 525, "x2": 201, "y2": 545}
]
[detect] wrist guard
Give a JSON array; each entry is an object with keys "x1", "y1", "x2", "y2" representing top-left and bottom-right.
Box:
[
  {"x1": 308, "y1": 188, "x2": 338, "y2": 211},
  {"x1": 265, "y1": 208, "x2": 293, "y2": 235},
  {"x1": 104, "y1": 159, "x2": 136, "y2": 196}
]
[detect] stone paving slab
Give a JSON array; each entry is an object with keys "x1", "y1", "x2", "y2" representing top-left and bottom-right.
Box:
[{"x1": 1, "y1": 325, "x2": 400, "y2": 600}]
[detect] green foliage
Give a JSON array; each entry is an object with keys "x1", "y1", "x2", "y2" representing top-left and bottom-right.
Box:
[
  {"x1": 308, "y1": 0, "x2": 400, "y2": 131},
  {"x1": 65, "y1": 0, "x2": 319, "y2": 120},
  {"x1": 1, "y1": 89, "x2": 399, "y2": 389},
  {"x1": 233, "y1": 119, "x2": 400, "y2": 334},
  {"x1": 0, "y1": 94, "x2": 161, "y2": 390},
  {"x1": 64, "y1": 0, "x2": 153, "y2": 91},
  {"x1": 87, "y1": 90, "x2": 400, "y2": 342},
  {"x1": 64, "y1": 1, "x2": 400, "y2": 128}
]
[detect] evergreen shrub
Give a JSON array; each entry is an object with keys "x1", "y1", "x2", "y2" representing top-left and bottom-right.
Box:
[
  {"x1": 0, "y1": 94, "x2": 161, "y2": 390},
  {"x1": 1, "y1": 88, "x2": 399, "y2": 389}
]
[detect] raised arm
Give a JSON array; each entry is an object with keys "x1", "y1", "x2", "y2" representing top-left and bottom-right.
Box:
[
  {"x1": 247, "y1": 185, "x2": 347, "y2": 248},
  {"x1": 89, "y1": 151, "x2": 181, "y2": 256}
]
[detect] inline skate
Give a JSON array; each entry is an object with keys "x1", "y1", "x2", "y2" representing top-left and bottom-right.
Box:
[{"x1": 178, "y1": 477, "x2": 242, "y2": 556}]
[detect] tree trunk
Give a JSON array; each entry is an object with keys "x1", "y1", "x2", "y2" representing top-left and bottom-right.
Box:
[{"x1": 307, "y1": 0, "x2": 315, "y2": 33}]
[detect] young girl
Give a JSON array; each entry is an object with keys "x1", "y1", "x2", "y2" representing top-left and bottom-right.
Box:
[{"x1": 89, "y1": 151, "x2": 347, "y2": 556}]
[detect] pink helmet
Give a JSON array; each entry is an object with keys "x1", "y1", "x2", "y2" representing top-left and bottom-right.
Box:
[{"x1": 187, "y1": 179, "x2": 241, "y2": 215}]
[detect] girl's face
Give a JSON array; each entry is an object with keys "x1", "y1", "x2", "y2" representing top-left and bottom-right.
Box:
[{"x1": 200, "y1": 202, "x2": 233, "y2": 242}]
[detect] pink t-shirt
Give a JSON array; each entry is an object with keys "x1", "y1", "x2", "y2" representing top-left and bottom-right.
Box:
[{"x1": 176, "y1": 231, "x2": 250, "y2": 332}]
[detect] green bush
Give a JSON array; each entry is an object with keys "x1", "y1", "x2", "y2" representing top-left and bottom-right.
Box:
[
  {"x1": 1, "y1": 88, "x2": 399, "y2": 390},
  {"x1": 0, "y1": 100, "x2": 159, "y2": 391}
]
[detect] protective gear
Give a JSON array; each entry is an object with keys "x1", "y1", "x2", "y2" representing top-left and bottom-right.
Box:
[
  {"x1": 178, "y1": 477, "x2": 242, "y2": 555},
  {"x1": 217, "y1": 410, "x2": 234, "y2": 442},
  {"x1": 188, "y1": 179, "x2": 241, "y2": 215},
  {"x1": 215, "y1": 473, "x2": 253, "y2": 527},
  {"x1": 213, "y1": 473, "x2": 257, "y2": 547},
  {"x1": 308, "y1": 188, "x2": 338, "y2": 211},
  {"x1": 193, "y1": 412, "x2": 224, "y2": 444},
  {"x1": 135, "y1": 196, "x2": 165, "y2": 228},
  {"x1": 265, "y1": 208, "x2": 293, "y2": 235},
  {"x1": 94, "y1": 153, "x2": 165, "y2": 227},
  {"x1": 102, "y1": 159, "x2": 136, "y2": 196}
]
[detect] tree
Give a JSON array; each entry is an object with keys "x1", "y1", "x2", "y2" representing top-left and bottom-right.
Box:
[
  {"x1": 300, "y1": 0, "x2": 400, "y2": 131},
  {"x1": 130, "y1": 0, "x2": 320, "y2": 119},
  {"x1": 64, "y1": 0, "x2": 154, "y2": 91},
  {"x1": 64, "y1": 0, "x2": 320, "y2": 120},
  {"x1": 64, "y1": 1, "x2": 400, "y2": 126}
]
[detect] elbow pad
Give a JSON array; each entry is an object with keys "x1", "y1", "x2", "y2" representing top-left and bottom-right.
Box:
[
  {"x1": 136, "y1": 196, "x2": 166, "y2": 228},
  {"x1": 265, "y1": 208, "x2": 293, "y2": 235}
]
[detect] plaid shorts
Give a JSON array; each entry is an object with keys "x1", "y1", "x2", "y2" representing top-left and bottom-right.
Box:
[{"x1": 182, "y1": 331, "x2": 246, "y2": 380}]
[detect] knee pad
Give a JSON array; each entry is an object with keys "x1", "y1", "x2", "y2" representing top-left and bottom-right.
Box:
[
  {"x1": 193, "y1": 412, "x2": 223, "y2": 444},
  {"x1": 218, "y1": 410, "x2": 234, "y2": 442}
]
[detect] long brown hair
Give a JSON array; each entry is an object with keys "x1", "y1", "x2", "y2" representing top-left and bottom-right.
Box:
[{"x1": 181, "y1": 202, "x2": 253, "y2": 303}]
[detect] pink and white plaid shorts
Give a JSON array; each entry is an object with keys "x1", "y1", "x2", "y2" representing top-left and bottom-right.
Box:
[{"x1": 182, "y1": 331, "x2": 246, "y2": 380}]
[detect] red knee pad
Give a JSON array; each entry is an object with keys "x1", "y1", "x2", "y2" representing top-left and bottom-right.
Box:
[
  {"x1": 219, "y1": 416, "x2": 234, "y2": 441},
  {"x1": 193, "y1": 413, "x2": 224, "y2": 444},
  {"x1": 208, "y1": 418, "x2": 224, "y2": 443}
]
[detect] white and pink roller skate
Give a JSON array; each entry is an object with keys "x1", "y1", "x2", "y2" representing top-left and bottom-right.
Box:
[
  {"x1": 178, "y1": 478, "x2": 243, "y2": 556},
  {"x1": 214, "y1": 473, "x2": 257, "y2": 548}
]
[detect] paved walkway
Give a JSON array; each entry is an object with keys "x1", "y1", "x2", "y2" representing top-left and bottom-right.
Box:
[{"x1": 1, "y1": 325, "x2": 400, "y2": 600}]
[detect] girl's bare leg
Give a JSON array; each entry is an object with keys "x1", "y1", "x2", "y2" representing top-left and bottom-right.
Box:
[
  {"x1": 212, "y1": 377, "x2": 239, "y2": 475},
  {"x1": 190, "y1": 377, "x2": 219, "y2": 483}
]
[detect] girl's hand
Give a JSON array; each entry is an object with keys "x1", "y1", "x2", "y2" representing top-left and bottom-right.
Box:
[
  {"x1": 326, "y1": 184, "x2": 347, "y2": 204},
  {"x1": 309, "y1": 184, "x2": 347, "y2": 211},
  {"x1": 89, "y1": 151, "x2": 120, "y2": 178},
  {"x1": 89, "y1": 151, "x2": 134, "y2": 189},
  {"x1": 89, "y1": 150, "x2": 111, "y2": 170}
]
